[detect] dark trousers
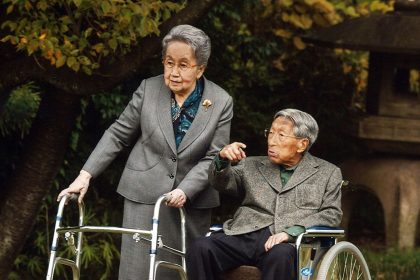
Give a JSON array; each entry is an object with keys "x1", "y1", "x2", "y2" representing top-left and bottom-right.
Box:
[{"x1": 186, "y1": 227, "x2": 296, "y2": 280}]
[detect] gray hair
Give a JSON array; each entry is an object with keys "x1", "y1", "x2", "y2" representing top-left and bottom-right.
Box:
[
  {"x1": 274, "y1": 108, "x2": 319, "y2": 150},
  {"x1": 162, "y1": 25, "x2": 211, "y2": 67}
]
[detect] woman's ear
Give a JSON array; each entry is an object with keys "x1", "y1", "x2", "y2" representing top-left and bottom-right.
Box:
[{"x1": 196, "y1": 65, "x2": 205, "y2": 79}]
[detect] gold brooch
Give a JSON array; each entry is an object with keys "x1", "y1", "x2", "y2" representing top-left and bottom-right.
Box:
[{"x1": 202, "y1": 99, "x2": 212, "y2": 110}]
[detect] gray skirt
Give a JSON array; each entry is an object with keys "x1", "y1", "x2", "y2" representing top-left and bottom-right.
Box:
[{"x1": 118, "y1": 198, "x2": 212, "y2": 280}]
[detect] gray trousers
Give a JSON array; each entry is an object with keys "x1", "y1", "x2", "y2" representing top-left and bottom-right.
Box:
[{"x1": 118, "y1": 198, "x2": 212, "y2": 280}]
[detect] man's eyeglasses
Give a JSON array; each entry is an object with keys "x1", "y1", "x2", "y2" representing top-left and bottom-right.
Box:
[
  {"x1": 163, "y1": 59, "x2": 198, "y2": 72},
  {"x1": 264, "y1": 129, "x2": 304, "y2": 141}
]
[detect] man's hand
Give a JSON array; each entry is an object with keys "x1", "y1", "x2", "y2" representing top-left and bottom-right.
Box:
[
  {"x1": 219, "y1": 142, "x2": 247, "y2": 162},
  {"x1": 57, "y1": 170, "x2": 92, "y2": 204},
  {"x1": 165, "y1": 189, "x2": 187, "y2": 208},
  {"x1": 264, "y1": 232, "x2": 290, "y2": 251}
]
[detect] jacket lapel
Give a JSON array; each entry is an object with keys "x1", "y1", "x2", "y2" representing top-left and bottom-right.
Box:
[
  {"x1": 258, "y1": 159, "x2": 282, "y2": 193},
  {"x1": 177, "y1": 77, "x2": 213, "y2": 153},
  {"x1": 157, "y1": 83, "x2": 177, "y2": 154},
  {"x1": 281, "y1": 153, "x2": 319, "y2": 193}
]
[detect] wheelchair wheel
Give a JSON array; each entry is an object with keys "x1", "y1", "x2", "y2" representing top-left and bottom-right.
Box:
[{"x1": 316, "y1": 241, "x2": 371, "y2": 280}]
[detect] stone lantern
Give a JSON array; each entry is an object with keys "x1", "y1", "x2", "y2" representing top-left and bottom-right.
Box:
[{"x1": 303, "y1": 0, "x2": 420, "y2": 249}]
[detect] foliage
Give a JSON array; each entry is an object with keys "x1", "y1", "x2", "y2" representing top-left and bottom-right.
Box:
[
  {"x1": 0, "y1": 1, "x2": 144, "y2": 272},
  {"x1": 0, "y1": 82, "x2": 40, "y2": 138},
  {"x1": 1, "y1": 0, "x2": 184, "y2": 74},
  {"x1": 261, "y1": 0, "x2": 393, "y2": 49},
  {"x1": 362, "y1": 248, "x2": 420, "y2": 280},
  {"x1": 200, "y1": 0, "x2": 360, "y2": 161},
  {"x1": 260, "y1": 0, "x2": 393, "y2": 111},
  {"x1": 409, "y1": 69, "x2": 420, "y2": 97},
  {"x1": 335, "y1": 49, "x2": 370, "y2": 111},
  {"x1": 8, "y1": 87, "x2": 129, "y2": 279},
  {"x1": 91, "y1": 86, "x2": 131, "y2": 121},
  {"x1": 201, "y1": 0, "x2": 287, "y2": 155},
  {"x1": 11, "y1": 190, "x2": 123, "y2": 279}
]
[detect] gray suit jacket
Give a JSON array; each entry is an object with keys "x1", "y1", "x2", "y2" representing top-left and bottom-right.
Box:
[
  {"x1": 209, "y1": 153, "x2": 342, "y2": 235},
  {"x1": 83, "y1": 75, "x2": 233, "y2": 208}
]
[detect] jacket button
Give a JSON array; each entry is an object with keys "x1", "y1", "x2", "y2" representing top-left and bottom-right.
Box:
[
  {"x1": 169, "y1": 174, "x2": 174, "y2": 179},
  {"x1": 171, "y1": 157, "x2": 177, "y2": 162}
]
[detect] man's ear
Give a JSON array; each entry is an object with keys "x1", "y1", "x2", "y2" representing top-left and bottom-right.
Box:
[{"x1": 297, "y1": 138, "x2": 309, "y2": 153}]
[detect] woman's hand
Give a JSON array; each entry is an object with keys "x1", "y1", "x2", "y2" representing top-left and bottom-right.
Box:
[
  {"x1": 264, "y1": 232, "x2": 290, "y2": 251},
  {"x1": 219, "y1": 142, "x2": 247, "y2": 162},
  {"x1": 165, "y1": 189, "x2": 187, "y2": 208},
  {"x1": 57, "y1": 170, "x2": 92, "y2": 204}
]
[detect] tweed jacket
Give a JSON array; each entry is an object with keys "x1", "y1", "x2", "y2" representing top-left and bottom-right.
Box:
[
  {"x1": 83, "y1": 75, "x2": 233, "y2": 208},
  {"x1": 209, "y1": 153, "x2": 343, "y2": 235}
]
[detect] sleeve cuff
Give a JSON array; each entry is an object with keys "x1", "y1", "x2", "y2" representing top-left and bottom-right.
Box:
[
  {"x1": 214, "y1": 154, "x2": 230, "y2": 171},
  {"x1": 284, "y1": 225, "x2": 306, "y2": 242}
]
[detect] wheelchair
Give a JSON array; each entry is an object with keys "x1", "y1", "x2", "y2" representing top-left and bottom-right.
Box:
[
  {"x1": 46, "y1": 194, "x2": 187, "y2": 280},
  {"x1": 293, "y1": 182, "x2": 371, "y2": 280},
  {"x1": 209, "y1": 224, "x2": 371, "y2": 280},
  {"x1": 294, "y1": 226, "x2": 371, "y2": 280},
  {"x1": 46, "y1": 194, "x2": 371, "y2": 280}
]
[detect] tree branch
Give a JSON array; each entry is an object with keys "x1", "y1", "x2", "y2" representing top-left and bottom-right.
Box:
[{"x1": 0, "y1": 0, "x2": 220, "y2": 96}]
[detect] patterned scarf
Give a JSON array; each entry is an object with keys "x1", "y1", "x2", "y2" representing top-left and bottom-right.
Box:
[{"x1": 171, "y1": 78, "x2": 204, "y2": 148}]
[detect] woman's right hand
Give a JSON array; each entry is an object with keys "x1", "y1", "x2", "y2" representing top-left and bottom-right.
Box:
[
  {"x1": 219, "y1": 142, "x2": 247, "y2": 162},
  {"x1": 57, "y1": 170, "x2": 92, "y2": 204}
]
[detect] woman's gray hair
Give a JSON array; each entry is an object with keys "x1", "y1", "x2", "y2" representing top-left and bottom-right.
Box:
[
  {"x1": 274, "y1": 108, "x2": 319, "y2": 150},
  {"x1": 162, "y1": 25, "x2": 211, "y2": 67}
]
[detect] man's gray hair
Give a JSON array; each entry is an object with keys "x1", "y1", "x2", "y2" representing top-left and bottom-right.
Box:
[
  {"x1": 274, "y1": 108, "x2": 319, "y2": 150},
  {"x1": 162, "y1": 25, "x2": 211, "y2": 67}
]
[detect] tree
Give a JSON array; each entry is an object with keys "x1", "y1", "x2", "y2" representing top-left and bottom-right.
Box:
[{"x1": 0, "y1": 0, "x2": 220, "y2": 277}]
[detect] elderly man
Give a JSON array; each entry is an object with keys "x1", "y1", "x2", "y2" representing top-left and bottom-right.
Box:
[{"x1": 186, "y1": 108, "x2": 343, "y2": 280}]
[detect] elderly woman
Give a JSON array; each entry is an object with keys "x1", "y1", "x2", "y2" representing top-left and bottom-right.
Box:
[{"x1": 58, "y1": 25, "x2": 233, "y2": 279}]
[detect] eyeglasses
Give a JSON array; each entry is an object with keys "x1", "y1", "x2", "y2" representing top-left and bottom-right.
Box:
[
  {"x1": 264, "y1": 129, "x2": 304, "y2": 141},
  {"x1": 162, "y1": 59, "x2": 198, "y2": 72}
]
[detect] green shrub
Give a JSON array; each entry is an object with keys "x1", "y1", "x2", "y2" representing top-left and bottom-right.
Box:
[{"x1": 362, "y1": 247, "x2": 420, "y2": 280}]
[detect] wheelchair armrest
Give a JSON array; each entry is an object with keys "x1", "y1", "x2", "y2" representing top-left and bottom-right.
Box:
[
  {"x1": 295, "y1": 226, "x2": 345, "y2": 249},
  {"x1": 304, "y1": 226, "x2": 345, "y2": 237}
]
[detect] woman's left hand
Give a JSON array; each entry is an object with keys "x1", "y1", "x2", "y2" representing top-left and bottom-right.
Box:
[{"x1": 165, "y1": 189, "x2": 187, "y2": 208}]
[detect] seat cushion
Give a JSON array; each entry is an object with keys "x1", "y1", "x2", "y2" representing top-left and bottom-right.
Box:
[{"x1": 223, "y1": 265, "x2": 261, "y2": 280}]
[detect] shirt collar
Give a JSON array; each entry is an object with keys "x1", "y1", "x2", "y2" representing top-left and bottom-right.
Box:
[{"x1": 279, "y1": 163, "x2": 298, "y2": 172}]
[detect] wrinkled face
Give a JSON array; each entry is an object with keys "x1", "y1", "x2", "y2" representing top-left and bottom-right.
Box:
[
  {"x1": 267, "y1": 117, "x2": 309, "y2": 167},
  {"x1": 163, "y1": 41, "x2": 205, "y2": 97}
]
